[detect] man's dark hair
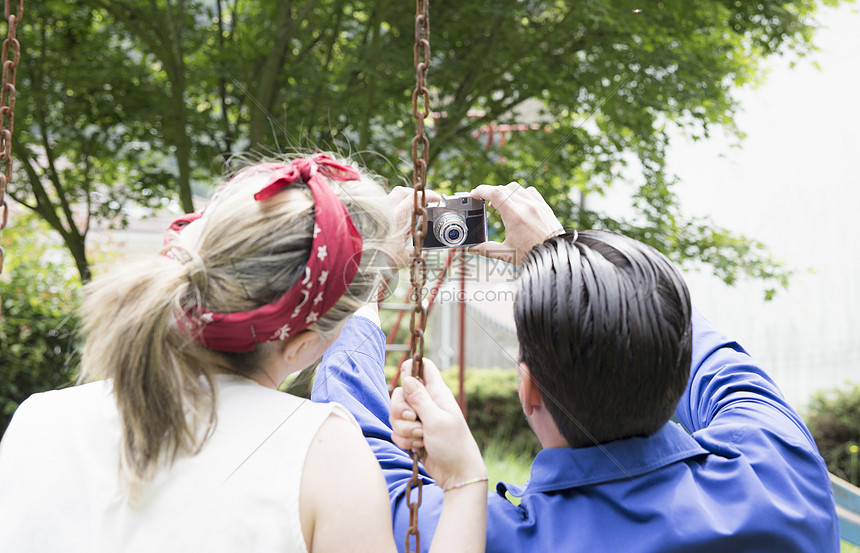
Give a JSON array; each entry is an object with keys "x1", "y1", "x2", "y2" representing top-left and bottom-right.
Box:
[{"x1": 514, "y1": 230, "x2": 692, "y2": 448}]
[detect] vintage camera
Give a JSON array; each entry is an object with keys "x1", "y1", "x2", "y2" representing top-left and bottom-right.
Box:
[{"x1": 423, "y1": 193, "x2": 488, "y2": 249}]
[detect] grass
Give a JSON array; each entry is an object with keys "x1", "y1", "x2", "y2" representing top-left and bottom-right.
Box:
[{"x1": 483, "y1": 441, "x2": 531, "y2": 505}]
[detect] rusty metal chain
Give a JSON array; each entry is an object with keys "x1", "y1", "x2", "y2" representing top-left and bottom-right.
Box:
[
  {"x1": 0, "y1": 0, "x2": 22, "y2": 275},
  {"x1": 406, "y1": 0, "x2": 430, "y2": 551}
]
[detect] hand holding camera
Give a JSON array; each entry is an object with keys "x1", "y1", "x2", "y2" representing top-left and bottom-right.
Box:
[
  {"x1": 392, "y1": 182, "x2": 561, "y2": 267},
  {"x1": 468, "y1": 182, "x2": 564, "y2": 265}
]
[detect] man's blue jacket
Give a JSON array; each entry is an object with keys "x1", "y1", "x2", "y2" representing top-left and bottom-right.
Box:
[{"x1": 311, "y1": 307, "x2": 839, "y2": 552}]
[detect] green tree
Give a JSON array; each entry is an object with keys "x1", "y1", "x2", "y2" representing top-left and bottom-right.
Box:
[{"x1": 8, "y1": 0, "x2": 174, "y2": 282}]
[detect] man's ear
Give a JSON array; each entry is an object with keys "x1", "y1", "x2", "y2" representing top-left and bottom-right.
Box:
[{"x1": 517, "y1": 362, "x2": 542, "y2": 417}]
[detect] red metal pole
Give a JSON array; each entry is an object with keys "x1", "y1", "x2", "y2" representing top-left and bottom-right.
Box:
[{"x1": 458, "y1": 248, "x2": 467, "y2": 416}]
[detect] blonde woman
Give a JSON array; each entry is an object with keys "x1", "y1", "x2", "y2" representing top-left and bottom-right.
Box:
[{"x1": 0, "y1": 154, "x2": 487, "y2": 553}]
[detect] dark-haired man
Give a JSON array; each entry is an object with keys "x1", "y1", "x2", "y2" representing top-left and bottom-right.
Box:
[{"x1": 312, "y1": 182, "x2": 838, "y2": 552}]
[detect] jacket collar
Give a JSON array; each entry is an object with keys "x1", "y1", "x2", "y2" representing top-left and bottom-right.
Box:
[{"x1": 500, "y1": 422, "x2": 708, "y2": 497}]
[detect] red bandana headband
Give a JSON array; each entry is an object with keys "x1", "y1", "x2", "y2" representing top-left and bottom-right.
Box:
[{"x1": 169, "y1": 154, "x2": 364, "y2": 353}]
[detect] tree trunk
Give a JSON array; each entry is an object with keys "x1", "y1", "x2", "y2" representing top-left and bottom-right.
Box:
[
  {"x1": 248, "y1": 1, "x2": 296, "y2": 150},
  {"x1": 172, "y1": 73, "x2": 195, "y2": 213},
  {"x1": 248, "y1": 0, "x2": 321, "y2": 151},
  {"x1": 167, "y1": 0, "x2": 195, "y2": 214},
  {"x1": 66, "y1": 233, "x2": 92, "y2": 283}
]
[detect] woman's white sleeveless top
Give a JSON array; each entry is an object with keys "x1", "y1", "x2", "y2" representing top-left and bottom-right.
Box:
[{"x1": 0, "y1": 375, "x2": 355, "y2": 552}]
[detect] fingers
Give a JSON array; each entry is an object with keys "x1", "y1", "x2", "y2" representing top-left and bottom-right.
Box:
[
  {"x1": 400, "y1": 374, "x2": 441, "y2": 427},
  {"x1": 388, "y1": 187, "x2": 441, "y2": 269},
  {"x1": 390, "y1": 187, "x2": 444, "y2": 239},
  {"x1": 396, "y1": 195, "x2": 415, "y2": 228},
  {"x1": 393, "y1": 190, "x2": 414, "y2": 220},
  {"x1": 424, "y1": 189, "x2": 442, "y2": 204},
  {"x1": 472, "y1": 181, "x2": 555, "y2": 217},
  {"x1": 400, "y1": 359, "x2": 414, "y2": 379},
  {"x1": 397, "y1": 359, "x2": 467, "y2": 447},
  {"x1": 400, "y1": 359, "x2": 459, "y2": 413},
  {"x1": 392, "y1": 360, "x2": 485, "y2": 485},
  {"x1": 392, "y1": 434, "x2": 424, "y2": 452},
  {"x1": 391, "y1": 418, "x2": 423, "y2": 440},
  {"x1": 390, "y1": 387, "x2": 425, "y2": 451},
  {"x1": 391, "y1": 417, "x2": 424, "y2": 450},
  {"x1": 418, "y1": 359, "x2": 462, "y2": 414},
  {"x1": 390, "y1": 386, "x2": 410, "y2": 420},
  {"x1": 389, "y1": 186, "x2": 442, "y2": 205},
  {"x1": 470, "y1": 181, "x2": 525, "y2": 210},
  {"x1": 388, "y1": 186, "x2": 411, "y2": 204},
  {"x1": 391, "y1": 425, "x2": 424, "y2": 451},
  {"x1": 470, "y1": 181, "x2": 563, "y2": 263},
  {"x1": 470, "y1": 184, "x2": 509, "y2": 210}
]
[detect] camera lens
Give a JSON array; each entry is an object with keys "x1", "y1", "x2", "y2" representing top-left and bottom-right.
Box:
[{"x1": 434, "y1": 211, "x2": 468, "y2": 247}]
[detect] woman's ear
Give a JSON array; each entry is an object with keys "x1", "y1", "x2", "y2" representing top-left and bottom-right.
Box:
[
  {"x1": 263, "y1": 321, "x2": 347, "y2": 388},
  {"x1": 279, "y1": 330, "x2": 329, "y2": 371}
]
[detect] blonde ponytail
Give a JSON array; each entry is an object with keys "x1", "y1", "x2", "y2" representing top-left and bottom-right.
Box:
[
  {"x1": 79, "y1": 256, "x2": 226, "y2": 490},
  {"x1": 78, "y1": 154, "x2": 394, "y2": 492}
]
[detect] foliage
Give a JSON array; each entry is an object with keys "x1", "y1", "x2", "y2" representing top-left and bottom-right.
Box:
[
  {"x1": 9, "y1": 0, "x2": 847, "y2": 291},
  {"x1": 0, "y1": 212, "x2": 81, "y2": 436},
  {"x1": 806, "y1": 383, "x2": 860, "y2": 486}
]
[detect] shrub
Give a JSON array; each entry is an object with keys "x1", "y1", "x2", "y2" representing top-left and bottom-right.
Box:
[
  {"x1": 443, "y1": 368, "x2": 541, "y2": 459},
  {"x1": 806, "y1": 383, "x2": 860, "y2": 485},
  {"x1": 0, "y1": 213, "x2": 81, "y2": 436}
]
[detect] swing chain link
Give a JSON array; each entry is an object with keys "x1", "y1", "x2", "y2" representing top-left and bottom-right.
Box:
[
  {"x1": 0, "y1": 0, "x2": 22, "y2": 275},
  {"x1": 406, "y1": 0, "x2": 430, "y2": 551}
]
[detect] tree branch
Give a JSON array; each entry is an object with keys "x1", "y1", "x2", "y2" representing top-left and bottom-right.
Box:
[
  {"x1": 84, "y1": 0, "x2": 176, "y2": 79},
  {"x1": 13, "y1": 148, "x2": 72, "y2": 244}
]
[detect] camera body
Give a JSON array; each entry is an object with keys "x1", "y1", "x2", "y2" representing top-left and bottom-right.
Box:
[{"x1": 423, "y1": 193, "x2": 488, "y2": 249}]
